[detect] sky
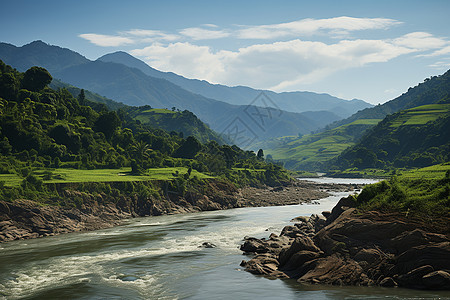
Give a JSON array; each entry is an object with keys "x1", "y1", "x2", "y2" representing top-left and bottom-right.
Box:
[{"x1": 1, "y1": 0, "x2": 450, "y2": 105}]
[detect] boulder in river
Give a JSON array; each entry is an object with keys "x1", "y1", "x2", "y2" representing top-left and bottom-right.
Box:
[{"x1": 200, "y1": 242, "x2": 217, "y2": 248}]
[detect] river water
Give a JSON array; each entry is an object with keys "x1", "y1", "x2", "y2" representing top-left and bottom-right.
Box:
[{"x1": 1, "y1": 178, "x2": 449, "y2": 299}]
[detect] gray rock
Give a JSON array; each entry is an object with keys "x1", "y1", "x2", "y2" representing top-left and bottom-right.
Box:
[
  {"x1": 422, "y1": 270, "x2": 450, "y2": 289},
  {"x1": 380, "y1": 277, "x2": 397, "y2": 287},
  {"x1": 200, "y1": 242, "x2": 216, "y2": 248}
]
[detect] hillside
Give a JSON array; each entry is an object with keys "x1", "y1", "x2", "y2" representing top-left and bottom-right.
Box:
[
  {"x1": 0, "y1": 41, "x2": 341, "y2": 145},
  {"x1": 331, "y1": 103, "x2": 450, "y2": 170},
  {"x1": 260, "y1": 119, "x2": 381, "y2": 171},
  {"x1": 49, "y1": 79, "x2": 126, "y2": 110},
  {"x1": 261, "y1": 69, "x2": 450, "y2": 172},
  {"x1": 99, "y1": 51, "x2": 372, "y2": 118},
  {"x1": 125, "y1": 106, "x2": 226, "y2": 144},
  {"x1": 0, "y1": 60, "x2": 292, "y2": 198},
  {"x1": 325, "y1": 70, "x2": 450, "y2": 130}
]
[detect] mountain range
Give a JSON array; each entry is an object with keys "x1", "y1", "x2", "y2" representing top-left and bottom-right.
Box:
[
  {"x1": 0, "y1": 41, "x2": 372, "y2": 147},
  {"x1": 98, "y1": 51, "x2": 371, "y2": 118}
]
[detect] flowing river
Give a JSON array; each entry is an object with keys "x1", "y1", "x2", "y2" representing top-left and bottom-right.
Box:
[{"x1": 1, "y1": 178, "x2": 449, "y2": 299}]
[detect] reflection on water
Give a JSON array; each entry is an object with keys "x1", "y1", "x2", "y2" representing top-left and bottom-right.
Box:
[
  {"x1": 297, "y1": 177, "x2": 381, "y2": 185},
  {"x1": 1, "y1": 180, "x2": 449, "y2": 299}
]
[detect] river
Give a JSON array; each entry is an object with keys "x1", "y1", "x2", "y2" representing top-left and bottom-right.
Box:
[{"x1": 0, "y1": 178, "x2": 449, "y2": 299}]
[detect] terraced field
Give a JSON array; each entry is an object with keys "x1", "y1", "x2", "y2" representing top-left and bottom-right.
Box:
[{"x1": 262, "y1": 119, "x2": 381, "y2": 170}]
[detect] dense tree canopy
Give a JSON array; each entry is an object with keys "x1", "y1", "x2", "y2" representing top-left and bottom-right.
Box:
[
  {"x1": 0, "y1": 60, "x2": 290, "y2": 191},
  {"x1": 22, "y1": 66, "x2": 52, "y2": 92}
]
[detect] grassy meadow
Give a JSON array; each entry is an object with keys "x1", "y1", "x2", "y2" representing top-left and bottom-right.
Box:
[{"x1": 0, "y1": 167, "x2": 213, "y2": 187}]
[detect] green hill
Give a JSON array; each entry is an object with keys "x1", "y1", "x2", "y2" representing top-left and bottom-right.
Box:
[
  {"x1": 0, "y1": 60, "x2": 292, "y2": 205},
  {"x1": 49, "y1": 79, "x2": 126, "y2": 111},
  {"x1": 259, "y1": 119, "x2": 380, "y2": 171},
  {"x1": 332, "y1": 103, "x2": 450, "y2": 170},
  {"x1": 325, "y1": 69, "x2": 450, "y2": 131},
  {"x1": 125, "y1": 106, "x2": 226, "y2": 144},
  {"x1": 262, "y1": 69, "x2": 450, "y2": 172}
]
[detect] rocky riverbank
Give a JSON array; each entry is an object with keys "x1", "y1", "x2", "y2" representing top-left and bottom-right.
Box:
[
  {"x1": 240, "y1": 196, "x2": 450, "y2": 290},
  {"x1": 0, "y1": 180, "x2": 360, "y2": 243}
]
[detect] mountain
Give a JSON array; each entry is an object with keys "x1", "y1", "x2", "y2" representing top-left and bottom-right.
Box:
[
  {"x1": 325, "y1": 70, "x2": 450, "y2": 130},
  {"x1": 0, "y1": 41, "x2": 342, "y2": 146},
  {"x1": 262, "y1": 69, "x2": 450, "y2": 171},
  {"x1": 0, "y1": 40, "x2": 88, "y2": 73},
  {"x1": 99, "y1": 51, "x2": 372, "y2": 118},
  {"x1": 49, "y1": 79, "x2": 126, "y2": 111},
  {"x1": 332, "y1": 103, "x2": 450, "y2": 170},
  {"x1": 259, "y1": 118, "x2": 381, "y2": 171}
]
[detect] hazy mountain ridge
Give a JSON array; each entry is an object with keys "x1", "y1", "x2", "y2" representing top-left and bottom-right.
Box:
[
  {"x1": 49, "y1": 79, "x2": 127, "y2": 111},
  {"x1": 99, "y1": 51, "x2": 372, "y2": 118},
  {"x1": 0, "y1": 40, "x2": 89, "y2": 73}
]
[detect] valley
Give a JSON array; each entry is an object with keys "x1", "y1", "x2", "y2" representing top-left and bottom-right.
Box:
[{"x1": 0, "y1": 36, "x2": 449, "y2": 298}]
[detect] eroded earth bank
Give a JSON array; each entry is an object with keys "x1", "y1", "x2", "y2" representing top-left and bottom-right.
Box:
[{"x1": 0, "y1": 180, "x2": 361, "y2": 243}]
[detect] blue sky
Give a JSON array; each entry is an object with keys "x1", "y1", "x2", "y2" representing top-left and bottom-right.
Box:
[{"x1": 1, "y1": 0, "x2": 449, "y2": 104}]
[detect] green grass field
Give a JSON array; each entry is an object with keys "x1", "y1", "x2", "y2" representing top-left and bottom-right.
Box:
[
  {"x1": 142, "y1": 108, "x2": 176, "y2": 114},
  {"x1": 355, "y1": 162, "x2": 450, "y2": 218},
  {"x1": 0, "y1": 167, "x2": 213, "y2": 187},
  {"x1": 390, "y1": 104, "x2": 450, "y2": 127},
  {"x1": 399, "y1": 162, "x2": 450, "y2": 179}
]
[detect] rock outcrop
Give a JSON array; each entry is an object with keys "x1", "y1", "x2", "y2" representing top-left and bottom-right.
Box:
[{"x1": 240, "y1": 195, "x2": 450, "y2": 290}]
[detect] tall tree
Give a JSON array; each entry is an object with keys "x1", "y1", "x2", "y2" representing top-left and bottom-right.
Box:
[
  {"x1": 77, "y1": 89, "x2": 86, "y2": 105},
  {"x1": 94, "y1": 111, "x2": 121, "y2": 140},
  {"x1": 22, "y1": 66, "x2": 52, "y2": 92},
  {"x1": 257, "y1": 149, "x2": 264, "y2": 160}
]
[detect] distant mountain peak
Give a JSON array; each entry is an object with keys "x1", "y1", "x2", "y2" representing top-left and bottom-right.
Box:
[
  {"x1": 0, "y1": 40, "x2": 89, "y2": 73},
  {"x1": 26, "y1": 40, "x2": 47, "y2": 46},
  {"x1": 98, "y1": 51, "x2": 133, "y2": 59}
]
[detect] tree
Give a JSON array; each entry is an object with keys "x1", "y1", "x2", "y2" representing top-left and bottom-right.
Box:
[
  {"x1": 0, "y1": 72, "x2": 20, "y2": 100},
  {"x1": 78, "y1": 89, "x2": 86, "y2": 106},
  {"x1": 94, "y1": 111, "x2": 121, "y2": 140},
  {"x1": 173, "y1": 136, "x2": 202, "y2": 159},
  {"x1": 131, "y1": 141, "x2": 152, "y2": 162},
  {"x1": 257, "y1": 149, "x2": 264, "y2": 160},
  {"x1": 22, "y1": 66, "x2": 52, "y2": 92}
]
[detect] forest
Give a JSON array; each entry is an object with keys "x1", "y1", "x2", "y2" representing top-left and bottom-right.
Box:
[{"x1": 0, "y1": 60, "x2": 291, "y2": 204}]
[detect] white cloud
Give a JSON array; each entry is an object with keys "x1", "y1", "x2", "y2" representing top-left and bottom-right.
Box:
[
  {"x1": 130, "y1": 38, "x2": 415, "y2": 91},
  {"x1": 202, "y1": 24, "x2": 219, "y2": 28},
  {"x1": 429, "y1": 60, "x2": 450, "y2": 69},
  {"x1": 236, "y1": 17, "x2": 402, "y2": 39},
  {"x1": 423, "y1": 45, "x2": 450, "y2": 57},
  {"x1": 124, "y1": 29, "x2": 180, "y2": 41},
  {"x1": 80, "y1": 17, "x2": 450, "y2": 93},
  {"x1": 130, "y1": 42, "x2": 225, "y2": 80},
  {"x1": 393, "y1": 32, "x2": 447, "y2": 50},
  {"x1": 124, "y1": 29, "x2": 162, "y2": 37},
  {"x1": 179, "y1": 27, "x2": 231, "y2": 40},
  {"x1": 79, "y1": 33, "x2": 134, "y2": 47}
]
